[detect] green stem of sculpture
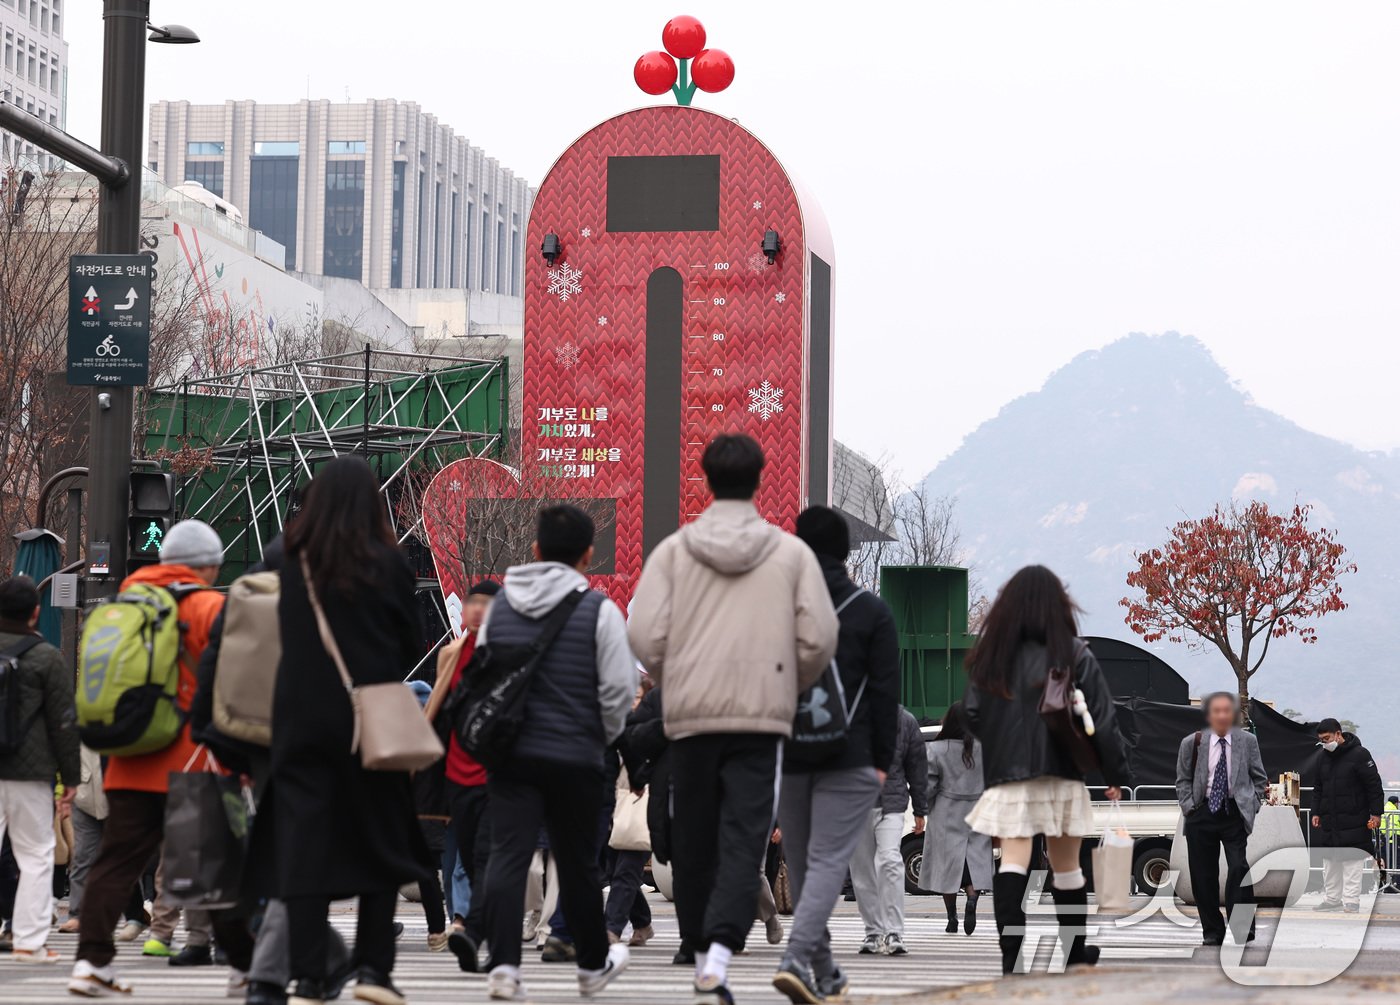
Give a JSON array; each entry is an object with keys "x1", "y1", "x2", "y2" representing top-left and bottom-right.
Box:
[{"x1": 672, "y1": 58, "x2": 697, "y2": 106}]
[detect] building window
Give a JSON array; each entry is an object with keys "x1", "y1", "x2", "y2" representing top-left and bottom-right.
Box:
[
  {"x1": 496, "y1": 219, "x2": 506, "y2": 293},
  {"x1": 185, "y1": 161, "x2": 224, "y2": 198},
  {"x1": 186, "y1": 141, "x2": 224, "y2": 156},
  {"x1": 416, "y1": 170, "x2": 427, "y2": 286},
  {"x1": 480, "y1": 209, "x2": 490, "y2": 291},
  {"x1": 449, "y1": 191, "x2": 459, "y2": 287},
  {"x1": 464, "y1": 202, "x2": 473, "y2": 289},
  {"x1": 253, "y1": 140, "x2": 299, "y2": 157},
  {"x1": 433, "y1": 180, "x2": 444, "y2": 288},
  {"x1": 323, "y1": 160, "x2": 365, "y2": 280},
  {"x1": 390, "y1": 161, "x2": 405, "y2": 288},
  {"x1": 327, "y1": 140, "x2": 366, "y2": 155},
  {"x1": 249, "y1": 155, "x2": 299, "y2": 270},
  {"x1": 511, "y1": 228, "x2": 520, "y2": 296}
]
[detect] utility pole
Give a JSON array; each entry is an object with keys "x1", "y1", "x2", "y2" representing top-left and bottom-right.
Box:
[
  {"x1": 0, "y1": 1, "x2": 195, "y2": 601},
  {"x1": 85, "y1": 0, "x2": 150, "y2": 601}
]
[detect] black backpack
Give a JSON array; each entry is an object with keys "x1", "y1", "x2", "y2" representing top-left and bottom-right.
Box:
[
  {"x1": 446, "y1": 590, "x2": 584, "y2": 769},
  {"x1": 787, "y1": 589, "x2": 868, "y2": 764},
  {"x1": 0, "y1": 636, "x2": 44, "y2": 756}
]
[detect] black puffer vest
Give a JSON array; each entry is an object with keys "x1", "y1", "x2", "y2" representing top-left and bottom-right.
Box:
[{"x1": 486, "y1": 590, "x2": 606, "y2": 768}]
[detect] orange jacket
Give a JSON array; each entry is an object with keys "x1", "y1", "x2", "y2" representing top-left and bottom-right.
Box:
[{"x1": 103, "y1": 564, "x2": 225, "y2": 794}]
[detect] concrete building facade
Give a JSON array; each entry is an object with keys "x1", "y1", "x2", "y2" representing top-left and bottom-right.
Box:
[
  {"x1": 147, "y1": 98, "x2": 533, "y2": 293},
  {"x1": 0, "y1": 0, "x2": 66, "y2": 167}
]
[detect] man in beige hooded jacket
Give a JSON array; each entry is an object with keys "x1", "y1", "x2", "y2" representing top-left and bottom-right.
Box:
[{"x1": 628, "y1": 434, "x2": 838, "y2": 1005}]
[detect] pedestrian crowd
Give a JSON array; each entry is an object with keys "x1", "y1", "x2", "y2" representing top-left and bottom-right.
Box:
[{"x1": 0, "y1": 435, "x2": 1392, "y2": 1004}]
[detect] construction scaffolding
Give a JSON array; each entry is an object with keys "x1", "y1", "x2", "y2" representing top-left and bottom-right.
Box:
[{"x1": 142, "y1": 347, "x2": 509, "y2": 578}]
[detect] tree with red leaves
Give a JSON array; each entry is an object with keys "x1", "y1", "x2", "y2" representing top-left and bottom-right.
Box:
[{"x1": 1121, "y1": 500, "x2": 1356, "y2": 711}]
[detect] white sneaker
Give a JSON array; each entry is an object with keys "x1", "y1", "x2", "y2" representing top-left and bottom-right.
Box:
[
  {"x1": 113, "y1": 920, "x2": 146, "y2": 943},
  {"x1": 68, "y1": 959, "x2": 133, "y2": 997},
  {"x1": 578, "y1": 943, "x2": 629, "y2": 997},
  {"x1": 488, "y1": 966, "x2": 529, "y2": 1001},
  {"x1": 226, "y1": 969, "x2": 250, "y2": 998}
]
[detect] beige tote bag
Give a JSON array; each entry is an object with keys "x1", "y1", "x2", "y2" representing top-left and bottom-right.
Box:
[
  {"x1": 609, "y1": 768, "x2": 651, "y2": 852},
  {"x1": 300, "y1": 556, "x2": 443, "y2": 773},
  {"x1": 1091, "y1": 803, "x2": 1134, "y2": 910}
]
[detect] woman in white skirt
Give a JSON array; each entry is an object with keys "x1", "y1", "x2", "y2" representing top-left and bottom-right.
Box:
[
  {"x1": 962, "y1": 566, "x2": 1129, "y2": 975},
  {"x1": 920, "y1": 703, "x2": 994, "y2": 935}
]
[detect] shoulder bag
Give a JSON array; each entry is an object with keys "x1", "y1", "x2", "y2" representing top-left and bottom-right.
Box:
[
  {"x1": 301, "y1": 556, "x2": 444, "y2": 773},
  {"x1": 451, "y1": 589, "x2": 585, "y2": 769},
  {"x1": 1038, "y1": 639, "x2": 1099, "y2": 774}
]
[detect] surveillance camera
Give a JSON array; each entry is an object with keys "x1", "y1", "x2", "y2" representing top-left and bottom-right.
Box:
[
  {"x1": 97, "y1": 393, "x2": 112, "y2": 410},
  {"x1": 761, "y1": 229, "x2": 781, "y2": 265},
  {"x1": 541, "y1": 232, "x2": 562, "y2": 266}
]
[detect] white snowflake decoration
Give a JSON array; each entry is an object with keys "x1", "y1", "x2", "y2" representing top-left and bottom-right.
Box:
[
  {"x1": 580, "y1": 226, "x2": 593, "y2": 238},
  {"x1": 554, "y1": 342, "x2": 581, "y2": 368},
  {"x1": 752, "y1": 200, "x2": 763, "y2": 210},
  {"x1": 448, "y1": 478, "x2": 462, "y2": 493},
  {"x1": 597, "y1": 316, "x2": 609, "y2": 326},
  {"x1": 774, "y1": 291, "x2": 787, "y2": 304},
  {"x1": 547, "y1": 263, "x2": 584, "y2": 303},
  {"x1": 747, "y1": 381, "x2": 785, "y2": 421},
  {"x1": 746, "y1": 251, "x2": 770, "y2": 274}
]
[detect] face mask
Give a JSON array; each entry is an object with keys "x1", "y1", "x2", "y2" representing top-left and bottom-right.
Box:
[{"x1": 1322, "y1": 741, "x2": 1339, "y2": 753}]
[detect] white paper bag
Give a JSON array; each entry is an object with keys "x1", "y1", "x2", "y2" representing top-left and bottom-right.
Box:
[
  {"x1": 609, "y1": 768, "x2": 651, "y2": 852},
  {"x1": 1092, "y1": 804, "x2": 1134, "y2": 910}
]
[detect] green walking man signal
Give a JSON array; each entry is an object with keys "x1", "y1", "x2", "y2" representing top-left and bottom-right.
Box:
[
  {"x1": 137, "y1": 520, "x2": 164, "y2": 553},
  {"x1": 127, "y1": 471, "x2": 177, "y2": 573}
]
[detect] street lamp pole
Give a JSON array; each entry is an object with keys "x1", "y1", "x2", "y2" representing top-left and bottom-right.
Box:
[{"x1": 85, "y1": 0, "x2": 151, "y2": 600}]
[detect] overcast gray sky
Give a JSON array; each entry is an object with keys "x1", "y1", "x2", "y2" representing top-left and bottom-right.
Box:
[{"x1": 68, "y1": 1, "x2": 1400, "y2": 478}]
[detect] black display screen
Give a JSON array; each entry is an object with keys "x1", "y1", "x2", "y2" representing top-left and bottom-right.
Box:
[{"x1": 606, "y1": 155, "x2": 720, "y2": 232}]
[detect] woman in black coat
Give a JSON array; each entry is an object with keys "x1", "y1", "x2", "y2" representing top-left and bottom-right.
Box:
[
  {"x1": 266, "y1": 456, "x2": 431, "y2": 1004},
  {"x1": 963, "y1": 565, "x2": 1129, "y2": 976}
]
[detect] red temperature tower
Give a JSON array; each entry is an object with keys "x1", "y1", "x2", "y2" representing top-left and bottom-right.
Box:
[{"x1": 423, "y1": 19, "x2": 834, "y2": 614}]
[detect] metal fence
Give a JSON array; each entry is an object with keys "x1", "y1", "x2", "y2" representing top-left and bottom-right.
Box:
[
  {"x1": 1379, "y1": 810, "x2": 1400, "y2": 894},
  {"x1": 1087, "y1": 785, "x2": 1399, "y2": 893}
]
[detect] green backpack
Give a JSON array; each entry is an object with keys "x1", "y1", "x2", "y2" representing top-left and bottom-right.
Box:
[{"x1": 77, "y1": 582, "x2": 203, "y2": 756}]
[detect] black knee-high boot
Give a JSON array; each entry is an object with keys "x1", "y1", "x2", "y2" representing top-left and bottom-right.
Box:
[
  {"x1": 964, "y1": 890, "x2": 979, "y2": 936},
  {"x1": 1049, "y1": 883, "x2": 1099, "y2": 968},
  {"x1": 942, "y1": 894, "x2": 959, "y2": 933},
  {"x1": 992, "y1": 871, "x2": 1029, "y2": 975}
]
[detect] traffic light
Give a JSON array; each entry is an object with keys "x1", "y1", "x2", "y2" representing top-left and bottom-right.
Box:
[{"x1": 128, "y1": 472, "x2": 176, "y2": 572}]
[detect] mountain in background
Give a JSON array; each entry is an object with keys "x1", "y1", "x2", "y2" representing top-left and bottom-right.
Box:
[{"x1": 917, "y1": 332, "x2": 1400, "y2": 775}]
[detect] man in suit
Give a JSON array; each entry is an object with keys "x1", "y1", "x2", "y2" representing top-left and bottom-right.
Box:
[{"x1": 1175, "y1": 692, "x2": 1269, "y2": 946}]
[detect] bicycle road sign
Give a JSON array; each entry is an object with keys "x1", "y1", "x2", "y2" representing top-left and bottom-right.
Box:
[{"x1": 67, "y1": 254, "x2": 153, "y2": 386}]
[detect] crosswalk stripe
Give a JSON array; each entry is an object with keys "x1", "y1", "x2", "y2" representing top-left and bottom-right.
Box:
[{"x1": 0, "y1": 899, "x2": 1215, "y2": 1003}]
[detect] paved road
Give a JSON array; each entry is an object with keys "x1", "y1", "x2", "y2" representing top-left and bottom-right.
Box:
[{"x1": 3, "y1": 891, "x2": 1398, "y2": 1003}]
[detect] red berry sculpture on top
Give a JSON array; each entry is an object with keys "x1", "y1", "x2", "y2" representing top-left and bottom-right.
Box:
[{"x1": 633, "y1": 15, "x2": 734, "y2": 106}]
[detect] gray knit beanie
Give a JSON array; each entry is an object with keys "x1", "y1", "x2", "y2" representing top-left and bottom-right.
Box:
[{"x1": 159, "y1": 519, "x2": 224, "y2": 568}]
